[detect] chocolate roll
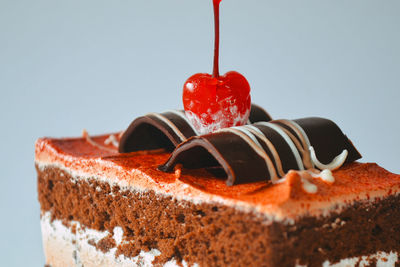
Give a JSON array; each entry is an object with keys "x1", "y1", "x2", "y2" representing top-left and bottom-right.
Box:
[{"x1": 159, "y1": 117, "x2": 362, "y2": 186}]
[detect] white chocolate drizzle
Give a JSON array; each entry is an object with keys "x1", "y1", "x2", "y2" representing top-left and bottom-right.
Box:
[
  {"x1": 232, "y1": 126, "x2": 264, "y2": 149},
  {"x1": 104, "y1": 134, "x2": 119, "y2": 148},
  {"x1": 310, "y1": 147, "x2": 348, "y2": 171},
  {"x1": 285, "y1": 169, "x2": 335, "y2": 194},
  {"x1": 218, "y1": 128, "x2": 280, "y2": 182},
  {"x1": 301, "y1": 174, "x2": 318, "y2": 194},
  {"x1": 146, "y1": 112, "x2": 187, "y2": 142},
  {"x1": 219, "y1": 120, "x2": 348, "y2": 191},
  {"x1": 255, "y1": 122, "x2": 305, "y2": 170},
  {"x1": 319, "y1": 169, "x2": 335, "y2": 183},
  {"x1": 82, "y1": 130, "x2": 116, "y2": 153},
  {"x1": 275, "y1": 120, "x2": 314, "y2": 169},
  {"x1": 244, "y1": 125, "x2": 286, "y2": 178}
]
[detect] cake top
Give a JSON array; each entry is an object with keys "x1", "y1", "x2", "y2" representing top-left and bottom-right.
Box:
[{"x1": 35, "y1": 134, "x2": 400, "y2": 224}]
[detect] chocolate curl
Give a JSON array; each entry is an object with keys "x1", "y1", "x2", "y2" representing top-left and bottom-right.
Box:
[
  {"x1": 119, "y1": 104, "x2": 272, "y2": 153},
  {"x1": 159, "y1": 117, "x2": 362, "y2": 186},
  {"x1": 248, "y1": 103, "x2": 272, "y2": 123}
]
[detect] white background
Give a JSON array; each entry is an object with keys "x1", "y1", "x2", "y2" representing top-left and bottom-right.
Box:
[{"x1": 0, "y1": 0, "x2": 399, "y2": 265}]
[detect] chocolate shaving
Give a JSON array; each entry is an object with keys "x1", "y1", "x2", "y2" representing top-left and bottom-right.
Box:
[
  {"x1": 159, "y1": 117, "x2": 362, "y2": 186},
  {"x1": 119, "y1": 104, "x2": 272, "y2": 153}
]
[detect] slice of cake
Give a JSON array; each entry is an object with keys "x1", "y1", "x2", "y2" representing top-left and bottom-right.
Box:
[
  {"x1": 36, "y1": 0, "x2": 399, "y2": 265},
  {"x1": 36, "y1": 131, "x2": 400, "y2": 266}
]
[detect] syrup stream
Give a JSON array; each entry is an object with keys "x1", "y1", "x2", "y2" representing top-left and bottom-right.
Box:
[{"x1": 212, "y1": 0, "x2": 221, "y2": 78}]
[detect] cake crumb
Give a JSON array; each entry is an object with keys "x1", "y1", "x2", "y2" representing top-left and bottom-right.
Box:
[{"x1": 174, "y1": 164, "x2": 183, "y2": 179}]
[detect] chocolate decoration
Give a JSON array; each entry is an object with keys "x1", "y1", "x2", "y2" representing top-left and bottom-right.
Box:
[
  {"x1": 119, "y1": 104, "x2": 272, "y2": 153},
  {"x1": 159, "y1": 117, "x2": 362, "y2": 186},
  {"x1": 248, "y1": 103, "x2": 272, "y2": 123}
]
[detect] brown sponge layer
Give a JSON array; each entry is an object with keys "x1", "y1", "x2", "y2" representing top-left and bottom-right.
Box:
[{"x1": 37, "y1": 165, "x2": 400, "y2": 267}]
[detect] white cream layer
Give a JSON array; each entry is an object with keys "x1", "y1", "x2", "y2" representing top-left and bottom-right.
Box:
[
  {"x1": 322, "y1": 251, "x2": 398, "y2": 267},
  {"x1": 41, "y1": 212, "x2": 196, "y2": 267}
]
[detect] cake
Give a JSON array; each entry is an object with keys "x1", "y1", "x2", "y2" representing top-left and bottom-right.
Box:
[
  {"x1": 36, "y1": 115, "x2": 400, "y2": 266},
  {"x1": 37, "y1": 1, "x2": 400, "y2": 266}
]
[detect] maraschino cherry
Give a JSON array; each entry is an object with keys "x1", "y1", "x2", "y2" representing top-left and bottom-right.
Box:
[{"x1": 183, "y1": 0, "x2": 251, "y2": 135}]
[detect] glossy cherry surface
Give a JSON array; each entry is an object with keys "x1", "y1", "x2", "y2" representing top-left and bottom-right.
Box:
[{"x1": 183, "y1": 71, "x2": 251, "y2": 134}]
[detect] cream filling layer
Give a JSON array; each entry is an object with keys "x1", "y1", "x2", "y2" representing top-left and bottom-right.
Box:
[{"x1": 40, "y1": 211, "x2": 196, "y2": 267}]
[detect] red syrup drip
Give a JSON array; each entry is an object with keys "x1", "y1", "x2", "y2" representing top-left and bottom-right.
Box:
[
  {"x1": 182, "y1": 0, "x2": 251, "y2": 134},
  {"x1": 212, "y1": 0, "x2": 221, "y2": 78}
]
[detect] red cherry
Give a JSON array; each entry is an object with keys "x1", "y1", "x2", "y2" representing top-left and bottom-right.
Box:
[
  {"x1": 182, "y1": 0, "x2": 251, "y2": 134},
  {"x1": 183, "y1": 71, "x2": 251, "y2": 134}
]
